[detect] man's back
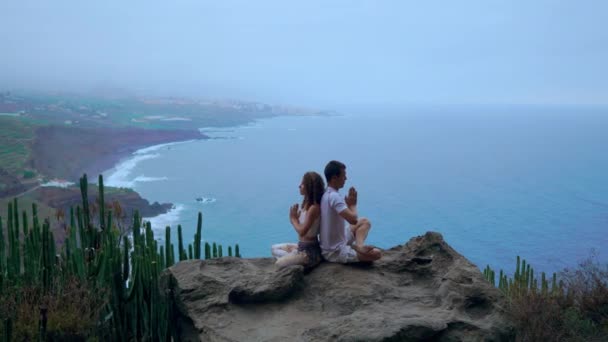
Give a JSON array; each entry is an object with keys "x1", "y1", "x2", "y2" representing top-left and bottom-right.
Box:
[{"x1": 319, "y1": 187, "x2": 348, "y2": 252}]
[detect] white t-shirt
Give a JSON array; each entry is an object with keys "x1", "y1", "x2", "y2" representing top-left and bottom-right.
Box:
[{"x1": 319, "y1": 187, "x2": 348, "y2": 252}]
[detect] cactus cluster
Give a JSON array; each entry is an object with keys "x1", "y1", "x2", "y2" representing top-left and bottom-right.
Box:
[
  {"x1": 483, "y1": 256, "x2": 562, "y2": 298},
  {"x1": 0, "y1": 174, "x2": 241, "y2": 340}
]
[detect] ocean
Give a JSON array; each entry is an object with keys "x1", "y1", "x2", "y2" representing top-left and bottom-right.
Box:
[{"x1": 103, "y1": 106, "x2": 608, "y2": 275}]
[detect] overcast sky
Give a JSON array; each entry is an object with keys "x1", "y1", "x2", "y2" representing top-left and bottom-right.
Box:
[{"x1": 1, "y1": 1, "x2": 607, "y2": 107}]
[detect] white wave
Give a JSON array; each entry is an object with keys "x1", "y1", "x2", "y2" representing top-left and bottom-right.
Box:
[
  {"x1": 143, "y1": 204, "x2": 185, "y2": 237},
  {"x1": 195, "y1": 196, "x2": 217, "y2": 204},
  {"x1": 105, "y1": 154, "x2": 160, "y2": 187},
  {"x1": 134, "y1": 140, "x2": 196, "y2": 155},
  {"x1": 104, "y1": 139, "x2": 199, "y2": 188},
  {"x1": 161, "y1": 117, "x2": 192, "y2": 121},
  {"x1": 41, "y1": 180, "x2": 75, "y2": 188},
  {"x1": 133, "y1": 175, "x2": 169, "y2": 183}
]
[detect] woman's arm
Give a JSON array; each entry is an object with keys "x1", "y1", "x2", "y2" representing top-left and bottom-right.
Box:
[{"x1": 290, "y1": 204, "x2": 320, "y2": 237}]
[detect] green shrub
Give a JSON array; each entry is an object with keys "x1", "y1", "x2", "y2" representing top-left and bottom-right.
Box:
[
  {"x1": 22, "y1": 170, "x2": 36, "y2": 179},
  {"x1": 485, "y1": 255, "x2": 608, "y2": 341}
]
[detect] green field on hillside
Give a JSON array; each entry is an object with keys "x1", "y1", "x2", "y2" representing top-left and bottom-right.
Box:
[{"x1": 0, "y1": 117, "x2": 37, "y2": 178}]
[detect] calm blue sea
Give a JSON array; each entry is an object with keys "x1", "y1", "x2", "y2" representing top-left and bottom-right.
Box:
[{"x1": 103, "y1": 106, "x2": 608, "y2": 275}]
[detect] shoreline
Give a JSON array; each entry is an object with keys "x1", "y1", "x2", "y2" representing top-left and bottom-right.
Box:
[
  {"x1": 30, "y1": 125, "x2": 207, "y2": 182},
  {"x1": 0, "y1": 127, "x2": 209, "y2": 240},
  {"x1": 102, "y1": 137, "x2": 219, "y2": 232},
  {"x1": 101, "y1": 140, "x2": 198, "y2": 231}
]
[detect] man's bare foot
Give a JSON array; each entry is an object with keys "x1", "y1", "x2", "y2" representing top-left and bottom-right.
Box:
[
  {"x1": 354, "y1": 245, "x2": 382, "y2": 261},
  {"x1": 352, "y1": 244, "x2": 377, "y2": 255}
]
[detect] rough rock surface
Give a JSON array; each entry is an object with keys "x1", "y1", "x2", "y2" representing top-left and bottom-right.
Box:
[{"x1": 160, "y1": 232, "x2": 514, "y2": 341}]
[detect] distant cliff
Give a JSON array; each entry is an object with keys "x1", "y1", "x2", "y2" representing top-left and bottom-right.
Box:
[
  {"x1": 161, "y1": 232, "x2": 514, "y2": 341},
  {"x1": 30, "y1": 125, "x2": 205, "y2": 181}
]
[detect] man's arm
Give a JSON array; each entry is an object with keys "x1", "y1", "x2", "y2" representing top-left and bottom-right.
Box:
[
  {"x1": 339, "y1": 207, "x2": 358, "y2": 225},
  {"x1": 339, "y1": 187, "x2": 358, "y2": 225}
]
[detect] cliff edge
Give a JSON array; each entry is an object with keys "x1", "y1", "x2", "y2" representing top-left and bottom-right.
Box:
[{"x1": 161, "y1": 232, "x2": 514, "y2": 341}]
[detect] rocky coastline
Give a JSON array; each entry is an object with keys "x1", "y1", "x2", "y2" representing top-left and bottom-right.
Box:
[
  {"x1": 30, "y1": 125, "x2": 206, "y2": 181},
  {"x1": 0, "y1": 125, "x2": 206, "y2": 242}
]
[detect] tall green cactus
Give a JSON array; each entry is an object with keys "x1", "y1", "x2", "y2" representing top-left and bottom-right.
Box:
[
  {"x1": 235, "y1": 244, "x2": 241, "y2": 258},
  {"x1": 79, "y1": 174, "x2": 91, "y2": 231},
  {"x1": 177, "y1": 225, "x2": 185, "y2": 261},
  {"x1": 204, "y1": 242, "x2": 211, "y2": 259},
  {"x1": 12, "y1": 198, "x2": 19, "y2": 236},
  {"x1": 194, "y1": 212, "x2": 202, "y2": 259},
  {"x1": 0, "y1": 217, "x2": 4, "y2": 277},
  {"x1": 165, "y1": 226, "x2": 172, "y2": 267},
  {"x1": 98, "y1": 175, "x2": 106, "y2": 230}
]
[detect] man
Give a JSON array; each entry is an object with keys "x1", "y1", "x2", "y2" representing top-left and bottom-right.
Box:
[{"x1": 319, "y1": 160, "x2": 382, "y2": 263}]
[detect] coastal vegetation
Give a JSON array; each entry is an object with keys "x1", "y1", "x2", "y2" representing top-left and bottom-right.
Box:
[
  {"x1": 0, "y1": 117, "x2": 38, "y2": 191},
  {"x1": 484, "y1": 256, "x2": 608, "y2": 341},
  {"x1": 0, "y1": 174, "x2": 240, "y2": 340}
]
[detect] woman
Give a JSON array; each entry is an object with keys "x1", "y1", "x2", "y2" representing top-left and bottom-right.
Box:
[{"x1": 271, "y1": 171, "x2": 324, "y2": 270}]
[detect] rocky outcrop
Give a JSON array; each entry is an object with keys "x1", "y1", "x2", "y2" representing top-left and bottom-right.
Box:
[{"x1": 160, "y1": 232, "x2": 514, "y2": 341}]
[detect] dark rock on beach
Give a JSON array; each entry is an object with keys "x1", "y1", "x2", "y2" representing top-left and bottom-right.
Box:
[{"x1": 161, "y1": 232, "x2": 514, "y2": 341}]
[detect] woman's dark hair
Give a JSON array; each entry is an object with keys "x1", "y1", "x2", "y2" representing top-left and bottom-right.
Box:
[
  {"x1": 324, "y1": 160, "x2": 346, "y2": 183},
  {"x1": 301, "y1": 171, "x2": 325, "y2": 209}
]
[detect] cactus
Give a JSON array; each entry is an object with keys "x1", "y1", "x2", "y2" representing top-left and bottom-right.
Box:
[
  {"x1": 195, "y1": 212, "x2": 202, "y2": 259},
  {"x1": 235, "y1": 244, "x2": 241, "y2": 258},
  {"x1": 79, "y1": 174, "x2": 91, "y2": 231},
  {"x1": 12, "y1": 198, "x2": 19, "y2": 235},
  {"x1": 0, "y1": 217, "x2": 5, "y2": 277},
  {"x1": 22, "y1": 210, "x2": 28, "y2": 237},
  {"x1": 177, "y1": 225, "x2": 185, "y2": 261},
  {"x1": 204, "y1": 242, "x2": 211, "y2": 259},
  {"x1": 212, "y1": 242, "x2": 217, "y2": 258},
  {"x1": 165, "y1": 226, "x2": 172, "y2": 267},
  {"x1": 4, "y1": 318, "x2": 12, "y2": 342},
  {"x1": 228, "y1": 246, "x2": 232, "y2": 257},
  {"x1": 170, "y1": 244, "x2": 175, "y2": 265},
  {"x1": 486, "y1": 257, "x2": 562, "y2": 300},
  {"x1": 99, "y1": 174, "x2": 106, "y2": 230},
  {"x1": 123, "y1": 236, "x2": 130, "y2": 281},
  {"x1": 0, "y1": 174, "x2": 242, "y2": 340}
]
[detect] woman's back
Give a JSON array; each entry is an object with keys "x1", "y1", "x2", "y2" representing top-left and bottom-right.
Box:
[{"x1": 300, "y1": 207, "x2": 320, "y2": 240}]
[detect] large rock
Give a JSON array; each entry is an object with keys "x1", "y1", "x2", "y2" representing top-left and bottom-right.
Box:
[{"x1": 160, "y1": 232, "x2": 514, "y2": 341}]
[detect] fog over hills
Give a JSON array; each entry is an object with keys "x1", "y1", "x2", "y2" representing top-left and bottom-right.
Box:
[{"x1": 1, "y1": 1, "x2": 607, "y2": 107}]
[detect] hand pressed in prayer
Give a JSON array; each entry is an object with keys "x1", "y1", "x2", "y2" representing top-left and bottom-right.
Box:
[
  {"x1": 289, "y1": 203, "x2": 300, "y2": 222},
  {"x1": 345, "y1": 186, "x2": 358, "y2": 207}
]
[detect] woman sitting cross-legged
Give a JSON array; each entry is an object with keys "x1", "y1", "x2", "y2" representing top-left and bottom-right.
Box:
[{"x1": 272, "y1": 171, "x2": 324, "y2": 270}]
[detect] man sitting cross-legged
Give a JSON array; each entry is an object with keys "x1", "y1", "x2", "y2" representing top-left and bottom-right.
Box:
[{"x1": 319, "y1": 160, "x2": 382, "y2": 263}]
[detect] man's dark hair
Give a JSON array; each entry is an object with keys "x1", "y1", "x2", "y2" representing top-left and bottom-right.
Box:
[{"x1": 324, "y1": 160, "x2": 346, "y2": 183}]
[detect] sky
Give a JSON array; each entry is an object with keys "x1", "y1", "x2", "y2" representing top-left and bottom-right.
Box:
[{"x1": 1, "y1": 1, "x2": 607, "y2": 107}]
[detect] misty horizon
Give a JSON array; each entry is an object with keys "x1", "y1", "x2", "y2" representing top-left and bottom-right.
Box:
[{"x1": 1, "y1": 1, "x2": 607, "y2": 108}]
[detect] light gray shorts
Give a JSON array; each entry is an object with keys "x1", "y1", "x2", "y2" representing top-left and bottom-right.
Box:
[{"x1": 321, "y1": 231, "x2": 359, "y2": 263}]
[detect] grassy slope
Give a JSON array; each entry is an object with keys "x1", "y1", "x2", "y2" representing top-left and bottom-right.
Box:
[{"x1": 0, "y1": 117, "x2": 38, "y2": 188}]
